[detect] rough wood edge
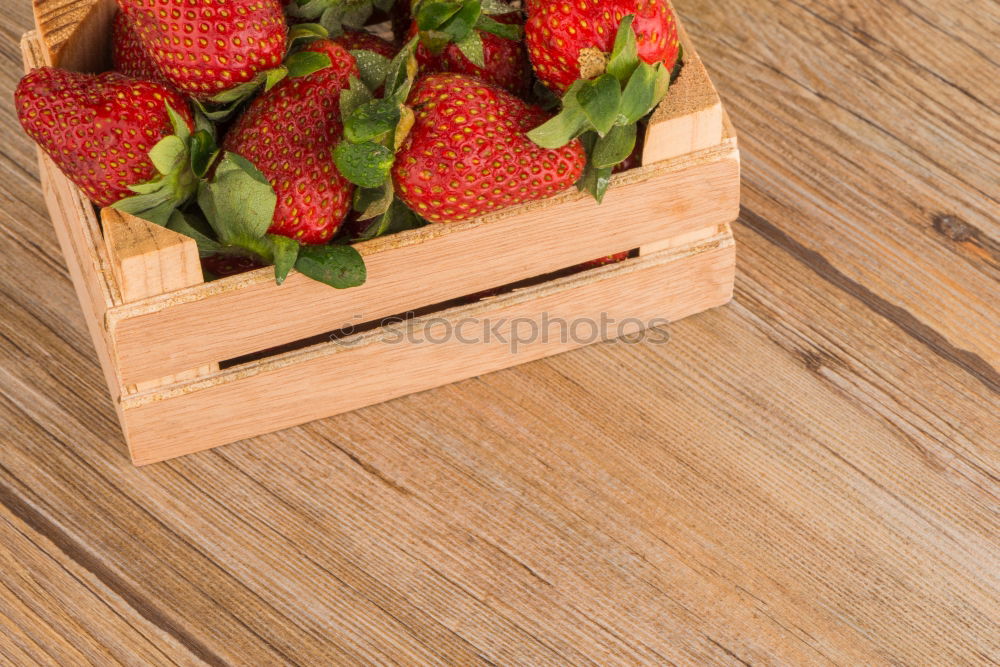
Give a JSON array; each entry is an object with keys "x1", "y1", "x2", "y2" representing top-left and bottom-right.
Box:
[{"x1": 101, "y1": 209, "x2": 219, "y2": 394}]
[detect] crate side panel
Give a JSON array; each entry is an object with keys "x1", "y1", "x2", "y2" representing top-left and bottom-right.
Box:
[
  {"x1": 121, "y1": 237, "x2": 736, "y2": 465},
  {"x1": 110, "y1": 148, "x2": 740, "y2": 386}
]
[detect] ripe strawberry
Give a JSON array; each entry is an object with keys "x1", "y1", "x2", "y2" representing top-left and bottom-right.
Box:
[
  {"x1": 577, "y1": 252, "x2": 629, "y2": 270},
  {"x1": 393, "y1": 73, "x2": 586, "y2": 223},
  {"x1": 525, "y1": 0, "x2": 679, "y2": 94},
  {"x1": 15, "y1": 67, "x2": 195, "y2": 208},
  {"x1": 337, "y1": 30, "x2": 400, "y2": 59},
  {"x1": 111, "y1": 11, "x2": 168, "y2": 84},
  {"x1": 223, "y1": 40, "x2": 358, "y2": 243},
  {"x1": 116, "y1": 0, "x2": 289, "y2": 101},
  {"x1": 411, "y1": 11, "x2": 531, "y2": 95}
]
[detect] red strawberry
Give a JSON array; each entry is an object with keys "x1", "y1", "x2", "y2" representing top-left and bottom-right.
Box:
[
  {"x1": 393, "y1": 73, "x2": 586, "y2": 223},
  {"x1": 116, "y1": 0, "x2": 289, "y2": 101},
  {"x1": 15, "y1": 67, "x2": 195, "y2": 208},
  {"x1": 337, "y1": 30, "x2": 400, "y2": 59},
  {"x1": 111, "y1": 11, "x2": 168, "y2": 84},
  {"x1": 412, "y1": 11, "x2": 531, "y2": 95},
  {"x1": 525, "y1": 0, "x2": 679, "y2": 94},
  {"x1": 223, "y1": 40, "x2": 358, "y2": 243},
  {"x1": 576, "y1": 252, "x2": 629, "y2": 270}
]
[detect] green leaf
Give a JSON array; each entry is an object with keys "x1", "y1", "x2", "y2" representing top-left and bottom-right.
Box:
[
  {"x1": 619, "y1": 61, "x2": 657, "y2": 124},
  {"x1": 113, "y1": 191, "x2": 180, "y2": 226},
  {"x1": 287, "y1": 22, "x2": 329, "y2": 46},
  {"x1": 263, "y1": 66, "x2": 289, "y2": 91},
  {"x1": 285, "y1": 51, "x2": 331, "y2": 78},
  {"x1": 209, "y1": 72, "x2": 267, "y2": 104},
  {"x1": 416, "y1": 1, "x2": 463, "y2": 31},
  {"x1": 267, "y1": 234, "x2": 300, "y2": 285},
  {"x1": 189, "y1": 130, "x2": 218, "y2": 178},
  {"x1": 167, "y1": 210, "x2": 223, "y2": 256},
  {"x1": 340, "y1": 76, "x2": 375, "y2": 119},
  {"x1": 475, "y1": 14, "x2": 522, "y2": 41},
  {"x1": 165, "y1": 103, "x2": 191, "y2": 142},
  {"x1": 384, "y1": 37, "x2": 420, "y2": 103},
  {"x1": 577, "y1": 163, "x2": 614, "y2": 203},
  {"x1": 591, "y1": 123, "x2": 637, "y2": 169},
  {"x1": 355, "y1": 199, "x2": 426, "y2": 240},
  {"x1": 606, "y1": 15, "x2": 639, "y2": 82},
  {"x1": 345, "y1": 98, "x2": 401, "y2": 144},
  {"x1": 441, "y1": 0, "x2": 481, "y2": 41},
  {"x1": 341, "y1": 2, "x2": 374, "y2": 29},
  {"x1": 577, "y1": 74, "x2": 622, "y2": 136},
  {"x1": 149, "y1": 135, "x2": 187, "y2": 175},
  {"x1": 527, "y1": 107, "x2": 589, "y2": 148},
  {"x1": 351, "y1": 49, "x2": 392, "y2": 91},
  {"x1": 355, "y1": 181, "x2": 395, "y2": 220},
  {"x1": 454, "y1": 31, "x2": 485, "y2": 68},
  {"x1": 333, "y1": 141, "x2": 395, "y2": 188},
  {"x1": 295, "y1": 244, "x2": 367, "y2": 289},
  {"x1": 198, "y1": 152, "x2": 277, "y2": 243}
]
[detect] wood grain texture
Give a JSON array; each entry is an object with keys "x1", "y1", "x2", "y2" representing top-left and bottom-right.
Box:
[
  {"x1": 101, "y1": 209, "x2": 219, "y2": 394},
  {"x1": 1, "y1": 0, "x2": 999, "y2": 665},
  {"x1": 121, "y1": 232, "x2": 736, "y2": 464}
]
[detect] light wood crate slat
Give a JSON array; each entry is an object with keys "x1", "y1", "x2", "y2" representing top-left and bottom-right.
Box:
[{"x1": 121, "y1": 231, "x2": 736, "y2": 464}]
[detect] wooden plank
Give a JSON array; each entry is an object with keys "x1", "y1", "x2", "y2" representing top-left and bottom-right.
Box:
[
  {"x1": 108, "y1": 144, "x2": 740, "y2": 386},
  {"x1": 21, "y1": 32, "x2": 123, "y2": 409},
  {"x1": 31, "y1": 0, "x2": 114, "y2": 72},
  {"x1": 120, "y1": 232, "x2": 736, "y2": 464},
  {"x1": 101, "y1": 209, "x2": 219, "y2": 394}
]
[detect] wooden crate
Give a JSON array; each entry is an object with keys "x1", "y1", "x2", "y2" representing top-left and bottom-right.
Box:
[{"x1": 22, "y1": 0, "x2": 740, "y2": 464}]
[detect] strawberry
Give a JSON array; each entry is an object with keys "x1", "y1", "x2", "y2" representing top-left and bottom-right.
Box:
[
  {"x1": 391, "y1": 73, "x2": 586, "y2": 223},
  {"x1": 111, "y1": 11, "x2": 168, "y2": 84},
  {"x1": 337, "y1": 30, "x2": 400, "y2": 59},
  {"x1": 525, "y1": 0, "x2": 679, "y2": 94},
  {"x1": 411, "y1": 9, "x2": 531, "y2": 95},
  {"x1": 525, "y1": 6, "x2": 679, "y2": 200},
  {"x1": 116, "y1": 0, "x2": 289, "y2": 102},
  {"x1": 15, "y1": 67, "x2": 201, "y2": 218},
  {"x1": 223, "y1": 40, "x2": 358, "y2": 243},
  {"x1": 577, "y1": 252, "x2": 629, "y2": 270}
]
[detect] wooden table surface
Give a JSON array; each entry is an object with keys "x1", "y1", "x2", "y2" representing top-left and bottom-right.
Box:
[{"x1": 2, "y1": 0, "x2": 998, "y2": 664}]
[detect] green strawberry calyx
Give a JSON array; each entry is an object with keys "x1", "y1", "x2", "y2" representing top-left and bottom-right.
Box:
[
  {"x1": 333, "y1": 37, "x2": 428, "y2": 239},
  {"x1": 527, "y1": 15, "x2": 675, "y2": 203},
  {"x1": 412, "y1": 0, "x2": 522, "y2": 67},
  {"x1": 168, "y1": 153, "x2": 367, "y2": 289},
  {"x1": 199, "y1": 23, "x2": 335, "y2": 121},
  {"x1": 111, "y1": 104, "x2": 218, "y2": 227},
  {"x1": 286, "y1": 0, "x2": 397, "y2": 37}
]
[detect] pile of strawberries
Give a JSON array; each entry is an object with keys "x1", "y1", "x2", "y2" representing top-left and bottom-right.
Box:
[{"x1": 16, "y1": 0, "x2": 680, "y2": 288}]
